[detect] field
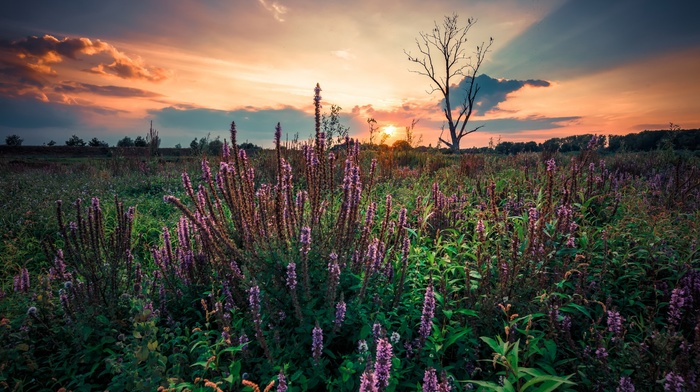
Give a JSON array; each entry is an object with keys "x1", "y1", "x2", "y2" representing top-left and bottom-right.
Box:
[{"x1": 1, "y1": 126, "x2": 699, "y2": 391}]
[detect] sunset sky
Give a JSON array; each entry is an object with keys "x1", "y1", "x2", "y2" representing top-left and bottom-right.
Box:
[{"x1": 1, "y1": 0, "x2": 699, "y2": 148}]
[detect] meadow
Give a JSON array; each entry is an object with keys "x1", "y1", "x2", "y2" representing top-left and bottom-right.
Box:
[{"x1": 1, "y1": 108, "x2": 699, "y2": 391}]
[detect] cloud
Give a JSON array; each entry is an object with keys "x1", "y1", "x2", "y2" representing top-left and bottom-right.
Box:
[
  {"x1": 148, "y1": 105, "x2": 315, "y2": 146},
  {"x1": 478, "y1": 116, "x2": 581, "y2": 134},
  {"x1": 0, "y1": 95, "x2": 79, "y2": 128},
  {"x1": 53, "y1": 81, "x2": 162, "y2": 98},
  {"x1": 257, "y1": 0, "x2": 288, "y2": 22},
  {"x1": 441, "y1": 74, "x2": 550, "y2": 114},
  {"x1": 0, "y1": 34, "x2": 169, "y2": 82},
  {"x1": 488, "y1": 0, "x2": 700, "y2": 80},
  {"x1": 332, "y1": 50, "x2": 355, "y2": 60}
]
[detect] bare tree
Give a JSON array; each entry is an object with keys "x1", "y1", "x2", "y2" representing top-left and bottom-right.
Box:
[{"x1": 405, "y1": 14, "x2": 492, "y2": 153}]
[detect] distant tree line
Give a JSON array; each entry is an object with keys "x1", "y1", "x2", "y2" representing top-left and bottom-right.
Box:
[
  {"x1": 465, "y1": 129, "x2": 700, "y2": 155},
  {"x1": 4, "y1": 128, "x2": 699, "y2": 154}
]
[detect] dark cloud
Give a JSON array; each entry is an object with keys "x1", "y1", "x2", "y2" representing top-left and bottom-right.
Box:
[
  {"x1": 0, "y1": 96, "x2": 79, "y2": 128},
  {"x1": 0, "y1": 35, "x2": 105, "y2": 60},
  {"x1": 0, "y1": 34, "x2": 168, "y2": 82},
  {"x1": 478, "y1": 116, "x2": 581, "y2": 134},
  {"x1": 441, "y1": 74, "x2": 550, "y2": 114},
  {"x1": 149, "y1": 106, "x2": 316, "y2": 146},
  {"x1": 53, "y1": 81, "x2": 162, "y2": 98},
  {"x1": 488, "y1": 0, "x2": 700, "y2": 79}
]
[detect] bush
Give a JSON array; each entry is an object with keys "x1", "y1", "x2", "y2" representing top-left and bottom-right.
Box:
[
  {"x1": 117, "y1": 137, "x2": 135, "y2": 147},
  {"x1": 5, "y1": 134, "x2": 23, "y2": 146},
  {"x1": 65, "y1": 135, "x2": 86, "y2": 146}
]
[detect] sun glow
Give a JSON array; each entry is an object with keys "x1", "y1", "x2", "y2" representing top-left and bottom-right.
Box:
[{"x1": 383, "y1": 125, "x2": 397, "y2": 137}]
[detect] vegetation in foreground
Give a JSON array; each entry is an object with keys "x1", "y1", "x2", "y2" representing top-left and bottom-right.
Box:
[{"x1": 1, "y1": 89, "x2": 699, "y2": 392}]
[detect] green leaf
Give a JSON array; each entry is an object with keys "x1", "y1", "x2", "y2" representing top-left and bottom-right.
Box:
[
  {"x1": 465, "y1": 380, "x2": 503, "y2": 391},
  {"x1": 443, "y1": 328, "x2": 471, "y2": 350},
  {"x1": 480, "y1": 336, "x2": 502, "y2": 353},
  {"x1": 520, "y1": 374, "x2": 574, "y2": 392}
]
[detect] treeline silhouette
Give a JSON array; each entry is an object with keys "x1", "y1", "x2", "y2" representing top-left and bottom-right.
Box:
[{"x1": 459, "y1": 129, "x2": 700, "y2": 155}]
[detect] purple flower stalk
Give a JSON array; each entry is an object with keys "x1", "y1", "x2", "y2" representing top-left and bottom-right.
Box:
[
  {"x1": 239, "y1": 333, "x2": 249, "y2": 350},
  {"x1": 300, "y1": 226, "x2": 311, "y2": 255},
  {"x1": 664, "y1": 372, "x2": 684, "y2": 392},
  {"x1": 476, "y1": 219, "x2": 485, "y2": 240},
  {"x1": 277, "y1": 371, "x2": 288, "y2": 392},
  {"x1": 312, "y1": 323, "x2": 323, "y2": 363},
  {"x1": 201, "y1": 159, "x2": 212, "y2": 182},
  {"x1": 372, "y1": 321, "x2": 383, "y2": 340},
  {"x1": 617, "y1": 376, "x2": 635, "y2": 392},
  {"x1": 359, "y1": 370, "x2": 377, "y2": 392},
  {"x1": 373, "y1": 338, "x2": 393, "y2": 390},
  {"x1": 546, "y1": 158, "x2": 556, "y2": 173},
  {"x1": 286, "y1": 263, "x2": 297, "y2": 290},
  {"x1": 668, "y1": 287, "x2": 686, "y2": 327},
  {"x1": 334, "y1": 300, "x2": 346, "y2": 327},
  {"x1": 14, "y1": 268, "x2": 30, "y2": 293},
  {"x1": 419, "y1": 285, "x2": 436, "y2": 340},
  {"x1": 222, "y1": 141, "x2": 230, "y2": 160},
  {"x1": 423, "y1": 368, "x2": 439, "y2": 392},
  {"x1": 607, "y1": 310, "x2": 623, "y2": 340},
  {"x1": 595, "y1": 347, "x2": 608, "y2": 360}
]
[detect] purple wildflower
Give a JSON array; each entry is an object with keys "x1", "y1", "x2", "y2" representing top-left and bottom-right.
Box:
[
  {"x1": 668, "y1": 287, "x2": 686, "y2": 327},
  {"x1": 201, "y1": 159, "x2": 211, "y2": 182},
  {"x1": 546, "y1": 158, "x2": 556, "y2": 173},
  {"x1": 312, "y1": 323, "x2": 323, "y2": 363},
  {"x1": 664, "y1": 372, "x2": 684, "y2": 392},
  {"x1": 300, "y1": 226, "x2": 311, "y2": 255},
  {"x1": 327, "y1": 253, "x2": 340, "y2": 300},
  {"x1": 616, "y1": 376, "x2": 635, "y2": 392},
  {"x1": 286, "y1": 263, "x2": 297, "y2": 290},
  {"x1": 14, "y1": 268, "x2": 30, "y2": 293},
  {"x1": 419, "y1": 285, "x2": 436, "y2": 340},
  {"x1": 398, "y1": 207, "x2": 407, "y2": 230},
  {"x1": 372, "y1": 321, "x2": 383, "y2": 340},
  {"x1": 374, "y1": 338, "x2": 393, "y2": 391},
  {"x1": 595, "y1": 347, "x2": 608, "y2": 360},
  {"x1": 222, "y1": 141, "x2": 230, "y2": 160},
  {"x1": 314, "y1": 84, "x2": 322, "y2": 102},
  {"x1": 566, "y1": 235, "x2": 575, "y2": 248},
  {"x1": 476, "y1": 219, "x2": 485, "y2": 240},
  {"x1": 334, "y1": 300, "x2": 346, "y2": 328},
  {"x1": 423, "y1": 368, "x2": 439, "y2": 392},
  {"x1": 359, "y1": 370, "x2": 377, "y2": 392},
  {"x1": 277, "y1": 371, "x2": 288, "y2": 392},
  {"x1": 607, "y1": 310, "x2": 623, "y2": 340},
  {"x1": 239, "y1": 333, "x2": 249, "y2": 350}
]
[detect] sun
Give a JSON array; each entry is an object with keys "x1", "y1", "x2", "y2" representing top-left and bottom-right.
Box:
[{"x1": 383, "y1": 125, "x2": 397, "y2": 137}]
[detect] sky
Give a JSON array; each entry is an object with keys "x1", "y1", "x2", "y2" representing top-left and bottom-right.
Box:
[{"x1": 1, "y1": 0, "x2": 699, "y2": 148}]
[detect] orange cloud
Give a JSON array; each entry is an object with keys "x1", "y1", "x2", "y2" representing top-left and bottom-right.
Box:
[{"x1": 0, "y1": 34, "x2": 168, "y2": 82}]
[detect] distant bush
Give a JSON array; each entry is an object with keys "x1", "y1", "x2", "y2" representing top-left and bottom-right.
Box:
[
  {"x1": 5, "y1": 134, "x2": 23, "y2": 146},
  {"x1": 65, "y1": 135, "x2": 86, "y2": 146},
  {"x1": 117, "y1": 136, "x2": 135, "y2": 147},
  {"x1": 134, "y1": 136, "x2": 148, "y2": 147},
  {"x1": 88, "y1": 137, "x2": 108, "y2": 147}
]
